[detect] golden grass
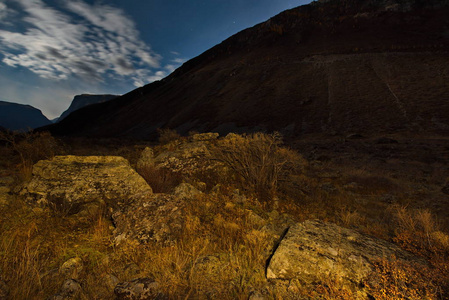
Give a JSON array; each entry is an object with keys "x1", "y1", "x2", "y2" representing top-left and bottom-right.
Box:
[{"x1": 0, "y1": 132, "x2": 448, "y2": 299}]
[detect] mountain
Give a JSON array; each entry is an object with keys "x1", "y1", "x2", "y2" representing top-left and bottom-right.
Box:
[
  {"x1": 46, "y1": 0, "x2": 449, "y2": 139},
  {"x1": 57, "y1": 94, "x2": 119, "y2": 122},
  {"x1": 0, "y1": 101, "x2": 51, "y2": 131}
]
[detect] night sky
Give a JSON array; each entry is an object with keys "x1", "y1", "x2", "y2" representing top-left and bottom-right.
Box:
[{"x1": 0, "y1": 0, "x2": 311, "y2": 119}]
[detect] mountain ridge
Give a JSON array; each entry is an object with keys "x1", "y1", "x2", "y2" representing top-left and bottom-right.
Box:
[
  {"x1": 0, "y1": 100, "x2": 51, "y2": 131},
  {"x1": 57, "y1": 94, "x2": 119, "y2": 122},
  {"x1": 44, "y1": 0, "x2": 449, "y2": 139}
]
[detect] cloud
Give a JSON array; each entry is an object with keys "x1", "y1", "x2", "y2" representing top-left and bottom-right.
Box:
[
  {"x1": 172, "y1": 58, "x2": 187, "y2": 64},
  {"x1": 0, "y1": 0, "x2": 161, "y2": 84}
]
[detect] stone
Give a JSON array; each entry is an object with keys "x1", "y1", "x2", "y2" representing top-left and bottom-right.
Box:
[
  {"x1": 114, "y1": 278, "x2": 165, "y2": 300},
  {"x1": 59, "y1": 257, "x2": 83, "y2": 280},
  {"x1": 137, "y1": 147, "x2": 154, "y2": 169},
  {"x1": 173, "y1": 182, "x2": 202, "y2": 199},
  {"x1": 266, "y1": 220, "x2": 427, "y2": 294},
  {"x1": 51, "y1": 279, "x2": 82, "y2": 300},
  {"x1": 231, "y1": 189, "x2": 246, "y2": 205},
  {"x1": 103, "y1": 274, "x2": 120, "y2": 292},
  {"x1": 112, "y1": 193, "x2": 185, "y2": 245},
  {"x1": 248, "y1": 291, "x2": 267, "y2": 300},
  {"x1": 153, "y1": 137, "x2": 223, "y2": 178},
  {"x1": 20, "y1": 156, "x2": 152, "y2": 215}
]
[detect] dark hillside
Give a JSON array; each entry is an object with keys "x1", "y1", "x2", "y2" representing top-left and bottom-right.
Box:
[{"x1": 45, "y1": 0, "x2": 449, "y2": 139}]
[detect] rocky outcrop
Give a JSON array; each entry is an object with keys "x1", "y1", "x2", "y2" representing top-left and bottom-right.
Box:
[
  {"x1": 114, "y1": 278, "x2": 165, "y2": 300},
  {"x1": 20, "y1": 156, "x2": 152, "y2": 216},
  {"x1": 267, "y1": 220, "x2": 427, "y2": 295},
  {"x1": 112, "y1": 193, "x2": 185, "y2": 245}
]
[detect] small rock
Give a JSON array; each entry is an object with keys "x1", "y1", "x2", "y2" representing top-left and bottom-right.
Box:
[
  {"x1": 51, "y1": 279, "x2": 82, "y2": 300},
  {"x1": 173, "y1": 183, "x2": 202, "y2": 199},
  {"x1": 60, "y1": 257, "x2": 83, "y2": 280},
  {"x1": 248, "y1": 291, "x2": 267, "y2": 300},
  {"x1": 232, "y1": 189, "x2": 246, "y2": 205},
  {"x1": 246, "y1": 210, "x2": 267, "y2": 227},
  {"x1": 103, "y1": 274, "x2": 120, "y2": 292},
  {"x1": 114, "y1": 278, "x2": 165, "y2": 300},
  {"x1": 137, "y1": 147, "x2": 154, "y2": 169}
]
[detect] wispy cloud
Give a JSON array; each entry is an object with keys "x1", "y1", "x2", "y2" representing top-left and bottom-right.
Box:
[{"x1": 0, "y1": 0, "x2": 161, "y2": 87}]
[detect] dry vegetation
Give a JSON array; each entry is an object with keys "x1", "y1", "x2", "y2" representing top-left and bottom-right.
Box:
[{"x1": 0, "y1": 130, "x2": 448, "y2": 299}]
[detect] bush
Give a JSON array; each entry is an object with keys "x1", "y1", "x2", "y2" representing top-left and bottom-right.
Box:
[
  {"x1": 212, "y1": 132, "x2": 304, "y2": 201},
  {"x1": 0, "y1": 131, "x2": 63, "y2": 180},
  {"x1": 157, "y1": 128, "x2": 181, "y2": 145}
]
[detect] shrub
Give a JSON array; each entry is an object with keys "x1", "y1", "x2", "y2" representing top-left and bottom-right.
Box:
[
  {"x1": 0, "y1": 131, "x2": 62, "y2": 180},
  {"x1": 211, "y1": 132, "x2": 304, "y2": 201},
  {"x1": 157, "y1": 128, "x2": 181, "y2": 145}
]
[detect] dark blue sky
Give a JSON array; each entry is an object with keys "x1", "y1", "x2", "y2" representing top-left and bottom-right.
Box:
[{"x1": 0, "y1": 0, "x2": 311, "y2": 119}]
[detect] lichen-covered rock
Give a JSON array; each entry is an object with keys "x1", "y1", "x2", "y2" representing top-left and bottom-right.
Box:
[
  {"x1": 136, "y1": 147, "x2": 154, "y2": 169},
  {"x1": 20, "y1": 156, "x2": 152, "y2": 215},
  {"x1": 51, "y1": 279, "x2": 82, "y2": 300},
  {"x1": 112, "y1": 192, "x2": 185, "y2": 245},
  {"x1": 59, "y1": 257, "x2": 83, "y2": 280},
  {"x1": 153, "y1": 135, "x2": 223, "y2": 179},
  {"x1": 267, "y1": 220, "x2": 427, "y2": 294},
  {"x1": 114, "y1": 278, "x2": 165, "y2": 300},
  {"x1": 173, "y1": 182, "x2": 202, "y2": 199}
]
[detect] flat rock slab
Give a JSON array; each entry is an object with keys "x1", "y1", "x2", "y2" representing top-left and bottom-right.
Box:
[
  {"x1": 20, "y1": 156, "x2": 152, "y2": 215},
  {"x1": 267, "y1": 220, "x2": 426, "y2": 289}
]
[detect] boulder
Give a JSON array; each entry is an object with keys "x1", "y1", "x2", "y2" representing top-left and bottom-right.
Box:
[
  {"x1": 112, "y1": 193, "x2": 185, "y2": 245},
  {"x1": 114, "y1": 278, "x2": 165, "y2": 300},
  {"x1": 20, "y1": 156, "x2": 152, "y2": 215},
  {"x1": 267, "y1": 220, "x2": 427, "y2": 294}
]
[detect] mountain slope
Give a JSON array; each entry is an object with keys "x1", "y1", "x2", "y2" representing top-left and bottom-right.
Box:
[
  {"x1": 57, "y1": 94, "x2": 118, "y2": 122},
  {"x1": 0, "y1": 101, "x2": 51, "y2": 131},
  {"x1": 46, "y1": 0, "x2": 449, "y2": 139}
]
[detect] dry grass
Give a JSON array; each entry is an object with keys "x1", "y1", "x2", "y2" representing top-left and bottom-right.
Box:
[
  {"x1": 0, "y1": 131, "x2": 63, "y2": 181},
  {"x1": 0, "y1": 132, "x2": 448, "y2": 299}
]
